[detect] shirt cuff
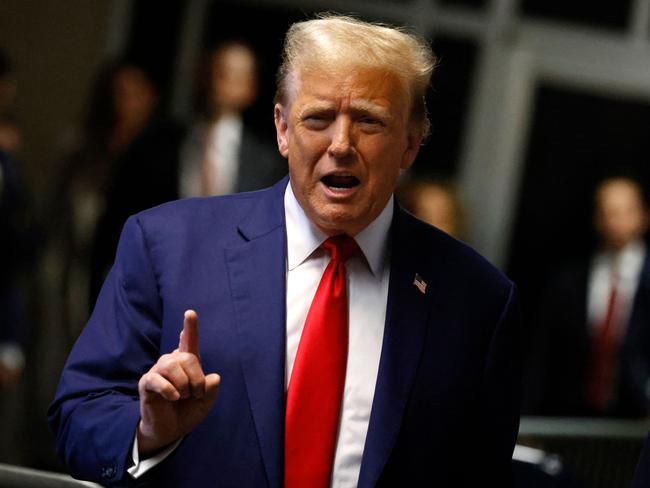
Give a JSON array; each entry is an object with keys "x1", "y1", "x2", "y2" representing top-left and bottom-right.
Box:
[{"x1": 127, "y1": 432, "x2": 182, "y2": 478}]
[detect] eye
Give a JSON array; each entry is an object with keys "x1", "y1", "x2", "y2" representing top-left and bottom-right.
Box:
[
  {"x1": 357, "y1": 116, "x2": 385, "y2": 132},
  {"x1": 359, "y1": 117, "x2": 381, "y2": 125},
  {"x1": 302, "y1": 113, "x2": 331, "y2": 130}
]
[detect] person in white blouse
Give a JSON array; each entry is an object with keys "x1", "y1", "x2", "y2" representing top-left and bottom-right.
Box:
[{"x1": 179, "y1": 41, "x2": 284, "y2": 198}]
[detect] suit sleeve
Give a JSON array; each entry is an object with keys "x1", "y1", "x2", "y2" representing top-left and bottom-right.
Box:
[
  {"x1": 47, "y1": 215, "x2": 164, "y2": 486},
  {"x1": 475, "y1": 282, "x2": 521, "y2": 487}
]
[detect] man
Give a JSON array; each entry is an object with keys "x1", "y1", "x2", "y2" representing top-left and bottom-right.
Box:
[
  {"x1": 525, "y1": 176, "x2": 650, "y2": 417},
  {"x1": 48, "y1": 15, "x2": 520, "y2": 487}
]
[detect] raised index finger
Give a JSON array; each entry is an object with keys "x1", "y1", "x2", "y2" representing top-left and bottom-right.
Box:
[{"x1": 179, "y1": 309, "x2": 200, "y2": 357}]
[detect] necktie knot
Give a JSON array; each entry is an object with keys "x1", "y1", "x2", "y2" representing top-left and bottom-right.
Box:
[{"x1": 322, "y1": 235, "x2": 359, "y2": 264}]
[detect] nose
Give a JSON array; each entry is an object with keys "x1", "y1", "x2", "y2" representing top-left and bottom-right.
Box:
[{"x1": 328, "y1": 117, "x2": 354, "y2": 159}]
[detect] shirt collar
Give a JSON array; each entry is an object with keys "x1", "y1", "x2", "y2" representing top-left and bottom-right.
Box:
[
  {"x1": 284, "y1": 182, "x2": 392, "y2": 276},
  {"x1": 617, "y1": 239, "x2": 646, "y2": 279},
  {"x1": 209, "y1": 114, "x2": 242, "y2": 136},
  {"x1": 594, "y1": 239, "x2": 647, "y2": 279}
]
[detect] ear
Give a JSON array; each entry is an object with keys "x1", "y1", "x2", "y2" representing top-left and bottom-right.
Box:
[
  {"x1": 400, "y1": 130, "x2": 422, "y2": 170},
  {"x1": 274, "y1": 103, "x2": 289, "y2": 158}
]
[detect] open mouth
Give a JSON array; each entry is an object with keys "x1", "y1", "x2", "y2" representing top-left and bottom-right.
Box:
[{"x1": 321, "y1": 174, "x2": 360, "y2": 190}]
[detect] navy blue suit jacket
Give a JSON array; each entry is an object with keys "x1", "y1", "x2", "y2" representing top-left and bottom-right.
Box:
[{"x1": 48, "y1": 178, "x2": 520, "y2": 487}]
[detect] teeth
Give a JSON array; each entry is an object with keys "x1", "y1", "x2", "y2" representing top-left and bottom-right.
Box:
[{"x1": 322, "y1": 174, "x2": 360, "y2": 189}]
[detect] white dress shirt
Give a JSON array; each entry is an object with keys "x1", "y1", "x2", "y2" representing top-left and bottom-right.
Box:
[
  {"x1": 587, "y1": 239, "x2": 646, "y2": 333},
  {"x1": 130, "y1": 183, "x2": 392, "y2": 486},
  {"x1": 285, "y1": 184, "x2": 391, "y2": 487}
]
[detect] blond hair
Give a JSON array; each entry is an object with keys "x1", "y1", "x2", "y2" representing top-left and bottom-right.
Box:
[{"x1": 275, "y1": 14, "x2": 437, "y2": 138}]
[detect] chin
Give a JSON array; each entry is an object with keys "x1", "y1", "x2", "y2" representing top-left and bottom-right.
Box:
[{"x1": 313, "y1": 212, "x2": 357, "y2": 236}]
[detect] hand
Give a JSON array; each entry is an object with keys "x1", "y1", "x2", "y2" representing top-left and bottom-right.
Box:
[{"x1": 137, "y1": 310, "x2": 220, "y2": 457}]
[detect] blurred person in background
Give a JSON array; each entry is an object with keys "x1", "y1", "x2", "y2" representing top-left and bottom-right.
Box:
[
  {"x1": 525, "y1": 175, "x2": 650, "y2": 417},
  {"x1": 49, "y1": 60, "x2": 137, "y2": 343},
  {"x1": 397, "y1": 175, "x2": 466, "y2": 240},
  {"x1": 48, "y1": 60, "x2": 183, "y2": 340},
  {"x1": 0, "y1": 48, "x2": 37, "y2": 390},
  {"x1": 87, "y1": 60, "x2": 184, "y2": 307},
  {"x1": 179, "y1": 40, "x2": 284, "y2": 198},
  {"x1": 0, "y1": 149, "x2": 27, "y2": 390}
]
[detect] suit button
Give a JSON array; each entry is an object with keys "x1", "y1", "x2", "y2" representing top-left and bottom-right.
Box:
[{"x1": 101, "y1": 465, "x2": 116, "y2": 478}]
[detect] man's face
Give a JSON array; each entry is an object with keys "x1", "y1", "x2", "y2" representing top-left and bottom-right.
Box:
[
  {"x1": 274, "y1": 66, "x2": 420, "y2": 236},
  {"x1": 594, "y1": 179, "x2": 649, "y2": 250}
]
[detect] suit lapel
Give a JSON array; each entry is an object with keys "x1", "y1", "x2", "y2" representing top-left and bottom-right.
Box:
[
  {"x1": 225, "y1": 179, "x2": 288, "y2": 488},
  {"x1": 358, "y1": 208, "x2": 437, "y2": 487}
]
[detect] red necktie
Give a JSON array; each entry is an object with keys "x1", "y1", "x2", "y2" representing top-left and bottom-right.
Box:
[
  {"x1": 285, "y1": 235, "x2": 359, "y2": 488},
  {"x1": 587, "y1": 273, "x2": 622, "y2": 412}
]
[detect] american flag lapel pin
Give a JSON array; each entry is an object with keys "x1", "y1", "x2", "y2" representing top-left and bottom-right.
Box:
[{"x1": 413, "y1": 273, "x2": 427, "y2": 294}]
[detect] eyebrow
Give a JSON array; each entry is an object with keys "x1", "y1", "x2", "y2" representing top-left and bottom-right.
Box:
[
  {"x1": 298, "y1": 102, "x2": 335, "y2": 116},
  {"x1": 298, "y1": 100, "x2": 392, "y2": 119},
  {"x1": 349, "y1": 100, "x2": 391, "y2": 118}
]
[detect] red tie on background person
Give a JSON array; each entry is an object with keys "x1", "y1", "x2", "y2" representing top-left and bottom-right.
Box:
[
  {"x1": 285, "y1": 235, "x2": 359, "y2": 488},
  {"x1": 587, "y1": 272, "x2": 622, "y2": 412}
]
